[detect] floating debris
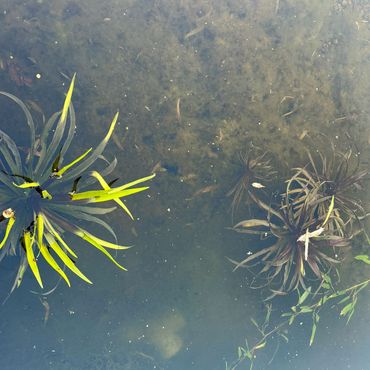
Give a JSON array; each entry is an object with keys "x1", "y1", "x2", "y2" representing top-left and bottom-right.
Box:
[
  {"x1": 152, "y1": 161, "x2": 167, "y2": 174},
  {"x1": 40, "y1": 298, "x2": 50, "y2": 325},
  {"x1": 299, "y1": 129, "x2": 309, "y2": 140},
  {"x1": 176, "y1": 98, "x2": 181, "y2": 122},
  {"x1": 251, "y1": 182, "x2": 265, "y2": 189},
  {"x1": 184, "y1": 24, "x2": 205, "y2": 40},
  {"x1": 187, "y1": 184, "x2": 218, "y2": 200}
]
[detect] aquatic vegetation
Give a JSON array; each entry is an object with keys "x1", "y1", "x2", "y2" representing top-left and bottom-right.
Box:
[
  {"x1": 227, "y1": 260, "x2": 370, "y2": 370},
  {"x1": 0, "y1": 75, "x2": 155, "y2": 291},
  {"x1": 228, "y1": 143, "x2": 370, "y2": 369},
  {"x1": 227, "y1": 146, "x2": 276, "y2": 218},
  {"x1": 231, "y1": 143, "x2": 368, "y2": 293},
  {"x1": 232, "y1": 188, "x2": 349, "y2": 292},
  {"x1": 288, "y1": 144, "x2": 369, "y2": 236}
]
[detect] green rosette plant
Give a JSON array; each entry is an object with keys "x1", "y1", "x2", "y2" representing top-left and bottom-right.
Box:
[{"x1": 0, "y1": 74, "x2": 155, "y2": 291}]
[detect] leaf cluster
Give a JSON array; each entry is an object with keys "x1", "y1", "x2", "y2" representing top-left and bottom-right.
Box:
[
  {"x1": 231, "y1": 144, "x2": 368, "y2": 294},
  {"x1": 0, "y1": 76, "x2": 155, "y2": 292}
]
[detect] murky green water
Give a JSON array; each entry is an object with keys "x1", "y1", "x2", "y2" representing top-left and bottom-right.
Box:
[{"x1": 1, "y1": 0, "x2": 370, "y2": 369}]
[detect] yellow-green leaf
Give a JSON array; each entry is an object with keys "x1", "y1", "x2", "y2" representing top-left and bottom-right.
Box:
[
  {"x1": 39, "y1": 242, "x2": 71, "y2": 287},
  {"x1": 103, "y1": 111, "x2": 119, "y2": 146},
  {"x1": 37, "y1": 213, "x2": 44, "y2": 248},
  {"x1": 354, "y1": 255, "x2": 370, "y2": 265},
  {"x1": 24, "y1": 231, "x2": 43, "y2": 288},
  {"x1": 54, "y1": 148, "x2": 92, "y2": 177},
  {"x1": 90, "y1": 187, "x2": 149, "y2": 203},
  {"x1": 75, "y1": 230, "x2": 127, "y2": 271},
  {"x1": 322, "y1": 195, "x2": 335, "y2": 226},
  {"x1": 35, "y1": 213, "x2": 71, "y2": 285},
  {"x1": 0, "y1": 216, "x2": 15, "y2": 249},
  {"x1": 109, "y1": 173, "x2": 156, "y2": 192},
  {"x1": 43, "y1": 215, "x2": 78, "y2": 258},
  {"x1": 71, "y1": 186, "x2": 149, "y2": 202},
  {"x1": 12, "y1": 181, "x2": 40, "y2": 188},
  {"x1": 44, "y1": 232, "x2": 92, "y2": 284},
  {"x1": 90, "y1": 170, "x2": 134, "y2": 220},
  {"x1": 41, "y1": 190, "x2": 53, "y2": 199},
  {"x1": 71, "y1": 172, "x2": 155, "y2": 202},
  {"x1": 60, "y1": 73, "x2": 76, "y2": 123},
  {"x1": 76, "y1": 228, "x2": 130, "y2": 250}
]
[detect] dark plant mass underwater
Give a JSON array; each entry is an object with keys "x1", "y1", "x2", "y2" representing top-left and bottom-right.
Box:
[
  {"x1": 232, "y1": 144, "x2": 368, "y2": 293},
  {"x1": 0, "y1": 75, "x2": 154, "y2": 293}
]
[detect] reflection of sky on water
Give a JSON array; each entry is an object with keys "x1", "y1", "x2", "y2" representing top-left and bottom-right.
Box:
[{"x1": 1, "y1": 0, "x2": 370, "y2": 369}]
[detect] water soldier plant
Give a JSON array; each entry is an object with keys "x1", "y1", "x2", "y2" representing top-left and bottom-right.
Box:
[
  {"x1": 227, "y1": 146, "x2": 276, "y2": 219},
  {"x1": 287, "y1": 144, "x2": 369, "y2": 237},
  {"x1": 0, "y1": 75, "x2": 155, "y2": 292},
  {"x1": 227, "y1": 144, "x2": 370, "y2": 369},
  {"x1": 232, "y1": 189, "x2": 349, "y2": 294}
]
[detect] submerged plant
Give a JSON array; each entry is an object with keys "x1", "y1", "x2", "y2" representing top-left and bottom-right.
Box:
[
  {"x1": 0, "y1": 75, "x2": 155, "y2": 291},
  {"x1": 228, "y1": 142, "x2": 369, "y2": 369},
  {"x1": 288, "y1": 144, "x2": 369, "y2": 235},
  {"x1": 232, "y1": 190, "x2": 349, "y2": 293},
  {"x1": 227, "y1": 146, "x2": 276, "y2": 218}
]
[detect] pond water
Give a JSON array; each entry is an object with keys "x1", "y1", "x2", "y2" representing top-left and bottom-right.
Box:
[{"x1": 1, "y1": 1, "x2": 370, "y2": 369}]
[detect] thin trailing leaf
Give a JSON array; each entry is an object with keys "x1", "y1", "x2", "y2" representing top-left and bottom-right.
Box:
[{"x1": 10, "y1": 254, "x2": 28, "y2": 294}]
